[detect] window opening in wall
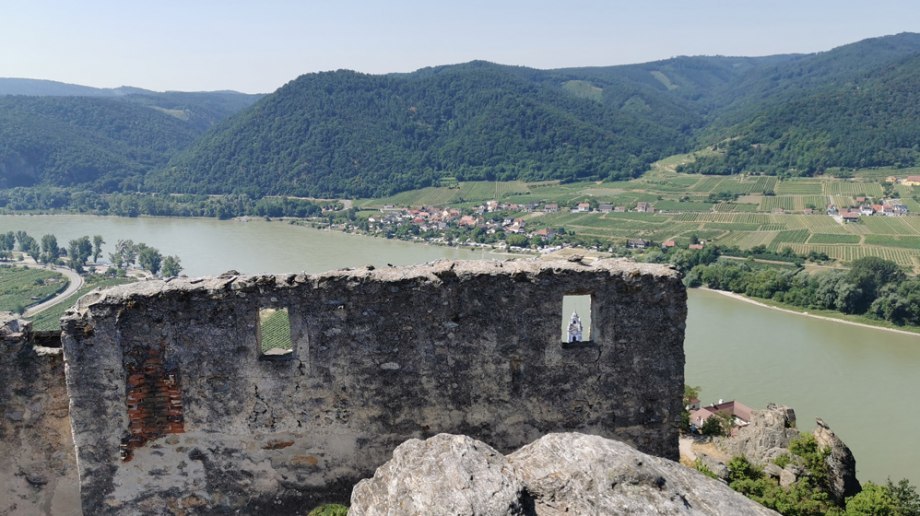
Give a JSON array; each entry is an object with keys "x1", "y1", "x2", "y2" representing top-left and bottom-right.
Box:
[
  {"x1": 259, "y1": 307, "x2": 293, "y2": 359},
  {"x1": 561, "y1": 295, "x2": 592, "y2": 343}
]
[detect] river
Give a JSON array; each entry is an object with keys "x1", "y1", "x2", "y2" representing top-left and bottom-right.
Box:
[{"x1": 2, "y1": 214, "x2": 917, "y2": 484}]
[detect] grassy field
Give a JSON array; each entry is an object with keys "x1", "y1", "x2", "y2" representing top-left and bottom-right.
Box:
[
  {"x1": 354, "y1": 161, "x2": 920, "y2": 271},
  {"x1": 30, "y1": 275, "x2": 134, "y2": 331},
  {"x1": 0, "y1": 265, "x2": 68, "y2": 313}
]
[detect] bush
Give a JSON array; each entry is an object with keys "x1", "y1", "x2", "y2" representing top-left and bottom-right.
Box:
[{"x1": 307, "y1": 504, "x2": 348, "y2": 516}]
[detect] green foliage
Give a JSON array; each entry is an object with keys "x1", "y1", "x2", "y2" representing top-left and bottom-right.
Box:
[
  {"x1": 160, "y1": 255, "x2": 182, "y2": 278},
  {"x1": 40, "y1": 234, "x2": 59, "y2": 264},
  {"x1": 887, "y1": 478, "x2": 920, "y2": 516},
  {"x1": 306, "y1": 504, "x2": 348, "y2": 516},
  {"x1": 700, "y1": 415, "x2": 727, "y2": 436},
  {"x1": 0, "y1": 92, "x2": 259, "y2": 192},
  {"x1": 692, "y1": 459, "x2": 719, "y2": 479},
  {"x1": 845, "y1": 483, "x2": 900, "y2": 515},
  {"x1": 685, "y1": 256, "x2": 920, "y2": 327},
  {"x1": 774, "y1": 453, "x2": 792, "y2": 469},
  {"x1": 136, "y1": 244, "x2": 162, "y2": 276},
  {"x1": 67, "y1": 236, "x2": 93, "y2": 273},
  {"x1": 155, "y1": 63, "x2": 691, "y2": 198}
]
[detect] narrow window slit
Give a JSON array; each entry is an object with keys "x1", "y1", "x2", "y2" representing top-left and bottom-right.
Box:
[
  {"x1": 259, "y1": 307, "x2": 293, "y2": 360},
  {"x1": 561, "y1": 295, "x2": 592, "y2": 344}
]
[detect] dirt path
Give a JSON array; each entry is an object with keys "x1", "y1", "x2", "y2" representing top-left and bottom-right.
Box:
[{"x1": 22, "y1": 263, "x2": 84, "y2": 317}]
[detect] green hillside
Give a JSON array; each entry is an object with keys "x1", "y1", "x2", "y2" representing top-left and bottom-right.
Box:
[
  {"x1": 2, "y1": 33, "x2": 919, "y2": 199},
  {"x1": 0, "y1": 90, "x2": 261, "y2": 192},
  {"x1": 151, "y1": 62, "x2": 693, "y2": 198},
  {"x1": 681, "y1": 53, "x2": 920, "y2": 175}
]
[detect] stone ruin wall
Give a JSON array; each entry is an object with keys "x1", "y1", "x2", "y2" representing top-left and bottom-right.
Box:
[
  {"x1": 59, "y1": 259, "x2": 686, "y2": 514},
  {"x1": 0, "y1": 318, "x2": 80, "y2": 516}
]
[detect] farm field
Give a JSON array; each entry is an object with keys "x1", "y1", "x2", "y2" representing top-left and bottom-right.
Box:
[
  {"x1": 0, "y1": 265, "x2": 68, "y2": 313},
  {"x1": 355, "y1": 162, "x2": 920, "y2": 272}
]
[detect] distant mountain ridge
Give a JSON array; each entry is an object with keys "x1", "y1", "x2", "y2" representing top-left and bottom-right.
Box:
[
  {"x1": 0, "y1": 81, "x2": 263, "y2": 191},
  {"x1": 2, "y1": 32, "x2": 919, "y2": 198}
]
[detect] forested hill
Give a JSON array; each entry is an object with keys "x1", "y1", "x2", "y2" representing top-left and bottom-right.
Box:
[
  {"x1": 3, "y1": 33, "x2": 919, "y2": 198},
  {"x1": 0, "y1": 87, "x2": 262, "y2": 192},
  {"x1": 150, "y1": 62, "x2": 695, "y2": 198},
  {"x1": 154, "y1": 33, "x2": 920, "y2": 198}
]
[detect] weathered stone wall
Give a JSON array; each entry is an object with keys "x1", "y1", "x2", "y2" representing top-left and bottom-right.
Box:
[
  {"x1": 61, "y1": 259, "x2": 686, "y2": 514},
  {"x1": 0, "y1": 317, "x2": 80, "y2": 516}
]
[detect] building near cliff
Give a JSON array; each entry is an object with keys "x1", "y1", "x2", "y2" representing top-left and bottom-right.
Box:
[{"x1": 5, "y1": 259, "x2": 687, "y2": 514}]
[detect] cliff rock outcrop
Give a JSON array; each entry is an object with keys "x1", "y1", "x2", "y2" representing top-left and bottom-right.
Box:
[
  {"x1": 351, "y1": 433, "x2": 779, "y2": 515},
  {"x1": 815, "y1": 419, "x2": 861, "y2": 504}
]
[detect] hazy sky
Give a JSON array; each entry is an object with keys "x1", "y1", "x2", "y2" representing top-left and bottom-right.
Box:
[{"x1": 1, "y1": 0, "x2": 916, "y2": 93}]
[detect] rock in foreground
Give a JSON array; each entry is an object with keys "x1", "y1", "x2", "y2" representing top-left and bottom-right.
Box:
[{"x1": 350, "y1": 433, "x2": 778, "y2": 515}]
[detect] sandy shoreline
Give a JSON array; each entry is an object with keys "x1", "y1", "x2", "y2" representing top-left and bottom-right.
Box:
[{"x1": 701, "y1": 287, "x2": 920, "y2": 338}]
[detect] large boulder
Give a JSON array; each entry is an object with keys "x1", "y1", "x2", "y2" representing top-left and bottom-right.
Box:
[
  {"x1": 350, "y1": 434, "x2": 527, "y2": 515},
  {"x1": 717, "y1": 404, "x2": 799, "y2": 463},
  {"x1": 814, "y1": 419, "x2": 861, "y2": 504},
  {"x1": 350, "y1": 433, "x2": 778, "y2": 515},
  {"x1": 509, "y1": 433, "x2": 777, "y2": 515}
]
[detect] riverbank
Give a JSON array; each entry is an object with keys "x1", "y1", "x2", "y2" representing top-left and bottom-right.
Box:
[{"x1": 701, "y1": 287, "x2": 920, "y2": 337}]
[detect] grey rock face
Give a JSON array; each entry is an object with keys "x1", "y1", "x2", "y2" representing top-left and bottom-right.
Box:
[
  {"x1": 510, "y1": 433, "x2": 777, "y2": 515},
  {"x1": 351, "y1": 433, "x2": 778, "y2": 516},
  {"x1": 0, "y1": 316, "x2": 80, "y2": 516},
  {"x1": 717, "y1": 405, "x2": 799, "y2": 463},
  {"x1": 350, "y1": 434, "x2": 526, "y2": 515},
  {"x1": 814, "y1": 422, "x2": 861, "y2": 504}
]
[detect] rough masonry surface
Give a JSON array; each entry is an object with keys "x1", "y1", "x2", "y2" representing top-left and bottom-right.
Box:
[{"x1": 61, "y1": 259, "x2": 686, "y2": 514}]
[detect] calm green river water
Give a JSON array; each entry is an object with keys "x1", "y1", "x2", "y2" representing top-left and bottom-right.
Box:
[{"x1": 2, "y1": 214, "x2": 917, "y2": 484}]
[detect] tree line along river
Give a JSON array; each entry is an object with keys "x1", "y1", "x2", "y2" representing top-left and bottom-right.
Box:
[{"x1": 0, "y1": 214, "x2": 916, "y2": 485}]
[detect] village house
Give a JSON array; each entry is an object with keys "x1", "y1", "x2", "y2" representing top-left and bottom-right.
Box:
[
  {"x1": 627, "y1": 238, "x2": 650, "y2": 249},
  {"x1": 841, "y1": 210, "x2": 861, "y2": 223},
  {"x1": 574, "y1": 202, "x2": 591, "y2": 213},
  {"x1": 859, "y1": 205, "x2": 875, "y2": 216},
  {"x1": 661, "y1": 240, "x2": 676, "y2": 250},
  {"x1": 598, "y1": 202, "x2": 613, "y2": 213},
  {"x1": 689, "y1": 400, "x2": 753, "y2": 435},
  {"x1": 903, "y1": 175, "x2": 920, "y2": 186},
  {"x1": 533, "y1": 228, "x2": 556, "y2": 241},
  {"x1": 613, "y1": 206, "x2": 627, "y2": 213},
  {"x1": 544, "y1": 203, "x2": 559, "y2": 213},
  {"x1": 458, "y1": 215, "x2": 478, "y2": 227},
  {"x1": 635, "y1": 202, "x2": 654, "y2": 213},
  {"x1": 688, "y1": 243, "x2": 704, "y2": 250}
]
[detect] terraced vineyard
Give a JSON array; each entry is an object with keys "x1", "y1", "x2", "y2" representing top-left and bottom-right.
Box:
[{"x1": 357, "y1": 163, "x2": 920, "y2": 271}]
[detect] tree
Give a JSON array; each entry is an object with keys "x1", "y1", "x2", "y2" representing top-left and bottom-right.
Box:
[
  {"x1": 887, "y1": 478, "x2": 920, "y2": 516},
  {"x1": 137, "y1": 245, "x2": 162, "y2": 276},
  {"x1": 111, "y1": 239, "x2": 137, "y2": 269},
  {"x1": 40, "y1": 234, "x2": 59, "y2": 264},
  {"x1": 67, "y1": 236, "x2": 93, "y2": 273},
  {"x1": 161, "y1": 255, "x2": 183, "y2": 278},
  {"x1": 700, "y1": 415, "x2": 727, "y2": 436},
  {"x1": 0, "y1": 232, "x2": 15, "y2": 252},
  {"x1": 846, "y1": 257, "x2": 905, "y2": 313},
  {"x1": 92, "y1": 235, "x2": 105, "y2": 262},
  {"x1": 845, "y1": 482, "x2": 899, "y2": 515}
]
